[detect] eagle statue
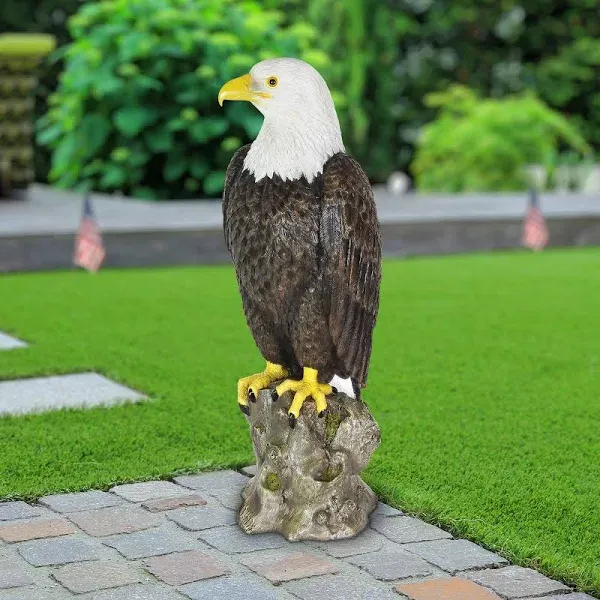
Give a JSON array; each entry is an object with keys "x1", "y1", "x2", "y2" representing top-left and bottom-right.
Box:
[{"x1": 218, "y1": 58, "x2": 381, "y2": 429}]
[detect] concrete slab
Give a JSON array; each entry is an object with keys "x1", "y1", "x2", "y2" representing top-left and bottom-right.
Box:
[
  {"x1": 0, "y1": 373, "x2": 146, "y2": 416},
  {"x1": 0, "y1": 332, "x2": 27, "y2": 351}
]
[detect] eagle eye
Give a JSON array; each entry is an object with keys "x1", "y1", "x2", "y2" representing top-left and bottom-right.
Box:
[{"x1": 266, "y1": 76, "x2": 278, "y2": 88}]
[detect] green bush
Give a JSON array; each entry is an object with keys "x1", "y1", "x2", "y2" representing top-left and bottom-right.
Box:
[
  {"x1": 37, "y1": 0, "x2": 332, "y2": 199},
  {"x1": 412, "y1": 86, "x2": 591, "y2": 192}
]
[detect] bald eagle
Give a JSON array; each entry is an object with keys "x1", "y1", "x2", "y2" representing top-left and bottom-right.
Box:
[{"x1": 219, "y1": 58, "x2": 381, "y2": 428}]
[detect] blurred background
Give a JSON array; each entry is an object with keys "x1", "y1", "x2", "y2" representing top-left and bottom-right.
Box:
[
  {"x1": 1, "y1": 0, "x2": 599, "y2": 272},
  {"x1": 2, "y1": 0, "x2": 600, "y2": 199}
]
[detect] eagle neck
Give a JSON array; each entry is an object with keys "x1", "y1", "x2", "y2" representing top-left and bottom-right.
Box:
[{"x1": 243, "y1": 112, "x2": 344, "y2": 183}]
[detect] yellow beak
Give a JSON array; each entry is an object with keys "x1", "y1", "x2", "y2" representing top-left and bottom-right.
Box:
[{"x1": 218, "y1": 74, "x2": 270, "y2": 106}]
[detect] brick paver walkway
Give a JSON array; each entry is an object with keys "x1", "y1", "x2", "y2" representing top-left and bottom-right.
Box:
[{"x1": 0, "y1": 468, "x2": 593, "y2": 600}]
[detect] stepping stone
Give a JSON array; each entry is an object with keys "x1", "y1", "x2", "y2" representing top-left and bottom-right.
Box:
[
  {"x1": 0, "y1": 332, "x2": 27, "y2": 350},
  {"x1": 0, "y1": 372, "x2": 146, "y2": 416}
]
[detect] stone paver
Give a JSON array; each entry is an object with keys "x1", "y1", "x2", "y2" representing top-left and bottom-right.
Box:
[
  {"x1": 285, "y1": 573, "x2": 400, "y2": 600},
  {"x1": 404, "y1": 539, "x2": 508, "y2": 573},
  {"x1": 0, "y1": 502, "x2": 41, "y2": 521},
  {"x1": 174, "y1": 470, "x2": 248, "y2": 493},
  {"x1": 40, "y1": 490, "x2": 124, "y2": 513},
  {"x1": 0, "y1": 472, "x2": 587, "y2": 600},
  {"x1": 243, "y1": 552, "x2": 338, "y2": 584},
  {"x1": 86, "y1": 583, "x2": 185, "y2": 600},
  {"x1": 241, "y1": 465, "x2": 257, "y2": 477},
  {"x1": 166, "y1": 506, "x2": 237, "y2": 531},
  {"x1": 347, "y1": 549, "x2": 435, "y2": 581},
  {"x1": 465, "y1": 566, "x2": 570, "y2": 598},
  {"x1": 142, "y1": 495, "x2": 207, "y2": 513},
  {"x1": 317, "y1": 527, "x2": 386, "y2": 558},
  {"x1": 397, "y1": 577, "x2": 503, "y2": 599},
  {"x1": 535, "y1": 595, "x2": 595, "y2": 600},
  {"x1": 197, "y1": 525, "x2": 286, "y2": 554},
  {"x1": 0, "y1": 558, "x2": 34, "y2": 589},
  {"x1": 18, "y1": 536, "x2": 101, "y2": 566},
  {"x1": 53, "y1": 560, "x2": 143, "y2": 593},
  {"x1": 103, "y1": 526, "x2": 195, "y2": 559},
  {"x1": 145, "y1": 549, "x2": 229, "y2": 585},
  {"x1": 110, "y1": 481, "x2": 189, "y2": 503},
  {"x1": 372, "y1": 501, "x2": 403, "y2": 517},
  {"x1": 0, "y1": 518, "x2": 76, "y2": 542},
  {"x1": 180, "y1": 575, "x2": 286, "y2": 600},
  {"x1": 371, "y1": 515, "x2": 451, "y2": 544},
  {"x1": 0, "y1": 372, "x2": 146, "y2": 416},
  {"x1": 0, "y1": 332, "x2": 27, "y2": 350},
  {"x1": 67, "y1": 505, "x2": 161, "y2": 536}
]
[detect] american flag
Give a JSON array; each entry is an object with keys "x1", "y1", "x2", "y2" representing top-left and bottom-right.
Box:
[
  {"x1": 522, "y1": 189, "x2": 549, "y2": 251},
  {"x1": 74, "y1": 195, "x2": 106, "y2": 272}
]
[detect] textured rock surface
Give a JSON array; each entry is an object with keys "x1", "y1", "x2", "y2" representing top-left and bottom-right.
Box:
[{"x1": 238, "y1": 388, "x2": 380, "y2": 541}]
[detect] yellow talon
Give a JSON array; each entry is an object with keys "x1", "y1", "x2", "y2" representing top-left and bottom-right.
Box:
[
  {"x1": 237, "y1": 361, "x2": 288, "y2": 412},
  {"x1": 275, "y1": 367, "x2": 332, "y2": 427}
]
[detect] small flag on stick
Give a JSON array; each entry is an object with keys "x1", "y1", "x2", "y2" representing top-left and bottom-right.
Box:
[
  {"x1": 74, "y1": 195, "x2": 106, "y2": 272},
  {"x1": 522, "y1": 188, "x2": 549, "y2": 251}
]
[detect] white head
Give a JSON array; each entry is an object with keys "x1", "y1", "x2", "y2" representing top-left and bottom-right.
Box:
[{"x1": 218, "y1": 57, "x2": 344, "y2": 182}]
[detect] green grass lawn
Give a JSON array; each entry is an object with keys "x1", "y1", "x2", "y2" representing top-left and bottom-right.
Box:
[{"x1": 1, "y1": 249, "x2": 599, "y2": 595}]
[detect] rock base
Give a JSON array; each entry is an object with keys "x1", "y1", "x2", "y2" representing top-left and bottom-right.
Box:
[{"x1": 238, "y1": 387, "x2": 380, "y2": 541}]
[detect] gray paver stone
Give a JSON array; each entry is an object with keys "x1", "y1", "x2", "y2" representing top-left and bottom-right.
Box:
[
  {"x1": 86, "y1": 583, "x2": 185, "y2": 600},
  {"x1": 53, "y1": 560, "x2": 143, "y2": 593},
  {"x1": 372, "y1": 501, "x2": 403, "y2": 517},
  {"x1": 0, "y1": 502, "x2": 41, "y2": 521},
  {"x1": 0, "y1": 588, "x2": 75, "y2": 600},
  {"x1": 110, "y1": 481, "x2": 190, "y2": 503},
  {"x1": 142, "y1": 495, "x2": 207, "y2": 513},
  {"x1": 40, "y1": 490, "x2": 124, "y2": 513},
  {"x1": 103, "y1": 526, "x2": 196, "y2": 559},
  {"x1": 243, "y1": 551, "x2": 338, "y2": 584},
  {"x1": 404, "y1": 538, "x2": 508, "y2": 573},
  {"x1": 18, "y1": 536, "x2": 101, "y2": 566},
  {"x1": 465, "y1": 566, "x2": 570, "y2": 598},
  {"x1": 67, "y1": 505, "x2": 161, "y2": 536},
  {"x1": 0, "y1": 558, "x2": 34, "y2": 589},
  {"x1": 347, "y1": 549, "x2": 435, "y2": 581},
  {"x1": 197, "y1": 525, "x2": 286, "y2": 554},
  {"x1": 371, "y1": 515, "x2": 451, "y2": 544},
  {"x1": 145, "y1": 550, "x2": 229, "y2": 585},
  {"x1": 215, "y1": 490, "x2": 244, "y2": 511},
  {"x1": 174, "y1": 471, "x2": 248, "y2": 493},
  {"x1": 179, "y1": 575, "x2": 288, "y2": 600},
  {"x1": 535, "y1": 595, "x2": 596, "y2": 600},
  {"x1": 285, "y1": 573, "x2": 401, "y2": 600},
  {"x1": 0, "y1": 332, "x2": 27, "y2": 350},
  {"x1": 166, "y1": 506, "x2": 236, "y2": 531},
  {"x1": 317, "y1": 527, "x2": 386, "y2": 558},
  {"x1": 241, "y1": 465, "x2": 257, "y2": 477}
]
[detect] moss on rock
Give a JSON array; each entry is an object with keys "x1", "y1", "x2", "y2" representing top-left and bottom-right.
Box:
[{"x1": 264, "y1": 472, "x2": 281, "y2": 492}]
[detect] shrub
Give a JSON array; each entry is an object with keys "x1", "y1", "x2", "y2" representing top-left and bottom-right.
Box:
[
  {"x1": 37, "y1": 0, "x2": 332, "y2": 199},
  {"x1": 412, "y1": 85, "x2": 591, "y2": 192}
]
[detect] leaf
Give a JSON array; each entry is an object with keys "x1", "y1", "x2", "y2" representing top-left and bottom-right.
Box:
[
  {"x1": 100, "y1": 165, "x2": 128, "y2": 189},
  {"x1": 189, "y1": 158, "x2": 209, "y2": 179},
  {"x1": 203, "y1": 170, "x2": 226, "y2": 196},
  {"x1": 51, "y1": 135, "x2": 78, "y2": 178},
  {"x1": 164, "y1": 154, "x2": 187, "y2": 182},
  {"x1": 114, "y1": 107, "x2": 159, "y2": 137},
  {"x1": 145, "y1": 128, "x2": 173, "y2": 153},
  {"x1": 79, "y1": 113, "x2": 111, "y2": 157},
  {"x1": 37, "y1": 124, "x2": 62, "y2": 147},
  {"x1": 189, "y1": 119, "x2": 229, "y2": 143},
  {"x1": 132, "y1": 186, "x2": 158, "y2": 200}
]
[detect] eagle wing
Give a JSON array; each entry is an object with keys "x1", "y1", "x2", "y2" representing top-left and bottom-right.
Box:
[
  {"x1": 320, "y1": 153, "x2": 381, "y2": 386},
  {"x1": 222, "y1": 144, "x2": 251, "y2": 257}
]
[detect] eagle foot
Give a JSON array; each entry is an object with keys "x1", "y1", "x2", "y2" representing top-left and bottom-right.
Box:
[
  {"x1": 275, "y1": 367, "x2": 333, "y2": 427},
  {"x1": 237, "y1": 361, "x2": 288, "y2": 415}
]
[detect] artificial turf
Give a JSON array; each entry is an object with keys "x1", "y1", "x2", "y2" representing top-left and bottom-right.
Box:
[{"x1": 0, "y1": 249, "x2": 599, "y2": 594}]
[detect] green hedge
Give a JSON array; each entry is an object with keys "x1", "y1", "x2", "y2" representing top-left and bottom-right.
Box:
[{"x1": 37, "y1": 0, "x2": 332, "y2": 199}]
